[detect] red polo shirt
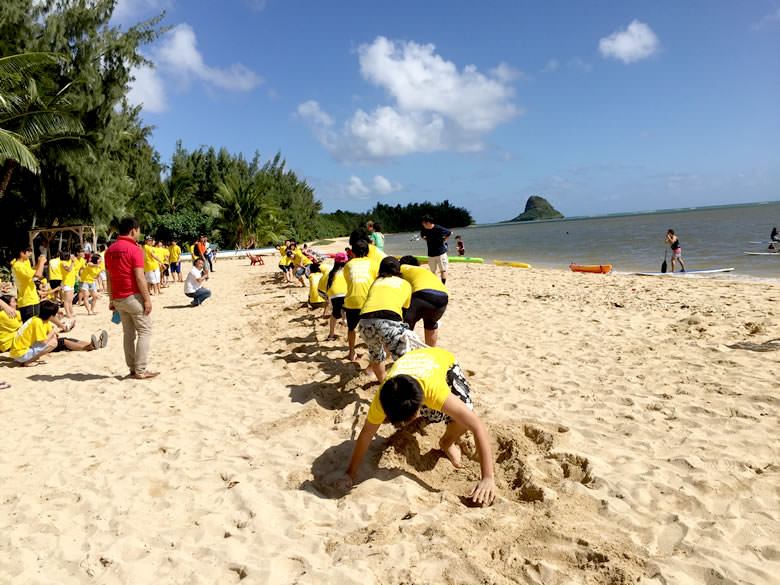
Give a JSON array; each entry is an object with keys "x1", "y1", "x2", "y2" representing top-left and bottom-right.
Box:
[{"x1": 105, "y1": 235, "x2": 144, "y2": 299}]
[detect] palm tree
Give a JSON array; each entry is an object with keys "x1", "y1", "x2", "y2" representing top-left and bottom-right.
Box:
[
  {"x1": 159, "y1": 167, "x2": 195, "y2": 214},
  {"x1": 212, "y1": 175, "x2": 286, "y2": 247},
  {"x1": 0, "y1": 52, "x2": 85, "y2": 198}
]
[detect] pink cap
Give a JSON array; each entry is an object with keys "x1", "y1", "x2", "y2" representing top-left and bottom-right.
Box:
[{"x1": 334, "y1": 252, "x2": 348, "y2": 263}]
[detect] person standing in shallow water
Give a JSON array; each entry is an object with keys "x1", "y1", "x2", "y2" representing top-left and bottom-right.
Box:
[{"x1": 665, "y1": 229, "x2": 685, "y2": 273}]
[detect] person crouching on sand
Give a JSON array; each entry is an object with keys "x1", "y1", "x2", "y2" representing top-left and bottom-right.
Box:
[
  {"x1": 357, "y1": 257, "x2": 417, "y2": 383},
  {"x1": 335, "y1": 347, "x2": 496, "y2": 505}
]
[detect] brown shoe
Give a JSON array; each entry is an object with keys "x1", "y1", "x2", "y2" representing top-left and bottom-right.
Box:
[{"x1": 133, "y1": 371, "x2": 160, "y2": 380}]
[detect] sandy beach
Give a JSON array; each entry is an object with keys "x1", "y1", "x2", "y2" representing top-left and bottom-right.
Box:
[{"x1": 1, "y1": 242, "x2": 778, "y2": 585}]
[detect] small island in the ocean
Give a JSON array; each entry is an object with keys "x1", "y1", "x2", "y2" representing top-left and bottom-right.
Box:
[{"x1": 506, "y1": 196, "x2": 564, "y2": 222}]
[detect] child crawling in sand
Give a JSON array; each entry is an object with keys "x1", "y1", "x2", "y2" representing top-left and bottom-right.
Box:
[{"x1": 335, "y1": 347, "x2": 496, "y2": 505}]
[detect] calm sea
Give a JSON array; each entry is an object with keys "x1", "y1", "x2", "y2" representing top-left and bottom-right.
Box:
[{"x1": 383, "y1": 201, "x2": 780, "y2": 281}]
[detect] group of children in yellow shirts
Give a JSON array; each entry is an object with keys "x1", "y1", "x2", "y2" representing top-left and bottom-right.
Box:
[
  {"x1": 141, "y1": 237, "x2": 183, "y2": 294},
  {"x1": 1, "y1": 245, "x2": 110, "y2": 369},
  {"x1": 276, "y1": 229, "x2": 496, "y2": 506}
]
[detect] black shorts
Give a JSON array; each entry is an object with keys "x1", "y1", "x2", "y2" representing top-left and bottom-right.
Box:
[
  {"x1": 404, "y1": 290, "x2": 448, "y2": 330},
  {"x1": 279, "y1": 264, "x2": 291, "y2": 273},
  {"x1": 54, "y1": 337, "x2": 77, "y2": 352},
  {"x1": 330, "y1": 296, "x2": 345, "y2": 319},
  {"x1": 49, "y1": 279, "x2": 62, "y2": 290},
  {"x1": 345, "y1": 308, "x2": 362, "y2": 331},
  {"x1": 19, "y1": 303, "x2": 40, "y2": 323}
]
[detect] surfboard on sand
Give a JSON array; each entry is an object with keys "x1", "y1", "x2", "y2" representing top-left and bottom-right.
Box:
[{"x1": 633, "y1": 267, "x2": 735, "y2": 276}]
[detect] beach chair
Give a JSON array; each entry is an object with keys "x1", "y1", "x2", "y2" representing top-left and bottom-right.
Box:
[{"x1": 247, "y1": 252, "x2": 264, "y2": 266}]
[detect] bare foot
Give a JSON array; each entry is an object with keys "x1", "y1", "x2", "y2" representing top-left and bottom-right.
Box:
[
  {"x1": 347, "y1": 352, "x2": 360, "y2": 362},
  {"x1": 440, "y1": 441, "x2": 464, "y2": 468}
]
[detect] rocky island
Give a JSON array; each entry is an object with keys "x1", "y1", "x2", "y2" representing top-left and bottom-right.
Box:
[{"x1": 507, "y1": 196, "x2": 564, "y2": 221}]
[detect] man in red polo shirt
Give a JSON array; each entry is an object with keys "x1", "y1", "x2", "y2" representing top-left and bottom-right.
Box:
[{"x1": 105, "y1": 217, "x2": 158, "y2": 379}]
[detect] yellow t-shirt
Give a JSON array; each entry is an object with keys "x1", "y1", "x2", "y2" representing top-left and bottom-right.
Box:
[
  {"x1": 308, "y1": 272, "x2": 325, "y2": 303},
  {"x1": 74, "y1": 257, "x2": 86, "y2": 279},
  {"x1": 160, "y1": 248, "x2": 170, "y2": 264},
  {"x1": 79, "y1": 264, "x2": 102, "y2": 284},
  {"x1": 169, "y1": 244, "x2": 181, "y2": 263},
  {"x1": 48, "y1": 257, "x2": 62, "y2": 280},
  {"x1": 360, "y1": 276, "x2": 412, "y2": 318},
  {"x1": 61, "y1": 260, "x2": 77, "y2": 287},
  {"x1": 318, "y1": 266, "x2": 348, "y2": 298},
  {"x1": 11, "y1": 259, "x2": 40, "y2": 308},
  {"x1": 10, "y1": 316, "x2": 52, "y2": 358},
  {"x1": 367, "y1": 244, "x2": 386, "y2": 265},
  {"x1": 343, "y1": 257, "x2": 379, "y2": 309},
  {"x1": 400, "y1": 265, "x2": 448, "y2": 294},
  {"x1": 278, "y1": 246, "x2": 291, "y2": 267},
  {"x1": 0, "y1": 311, "x2": 22, "y2": 352},
  {"x1": 366, "y1": 348, "x2": 457, "y2": 425},
  {"x1": 143, "y1": 245, "x2": 160, "y2": 272}
]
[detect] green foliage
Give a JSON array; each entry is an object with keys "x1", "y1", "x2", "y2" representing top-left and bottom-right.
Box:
[
  {"x1": 319, "y1": 200, "x2": 473, "y2": 237},
  {"x1": 149, "y1": 210, "x2": 214, "y2": 245}
]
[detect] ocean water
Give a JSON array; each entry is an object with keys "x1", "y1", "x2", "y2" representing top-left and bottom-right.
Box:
[{"x1": 383, "y1": 201, "x2": 780, "y2": 280}]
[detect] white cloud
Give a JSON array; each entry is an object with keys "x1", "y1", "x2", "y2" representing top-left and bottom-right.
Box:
[
  {"x1": 127, "y1": 23, "x2": 262, "y2": 112},
  {"x1": 127, "y1": 64, "x2": 168, "y2": 112},
  {"x1": 542, "y1": 59, "x2": 559, "y2": 73},
  {"x1": 157, "y1": 24, "x2": 262, "y2": 91},
  {"x1": 298, "y1": 36, "x2": 521, "y2": 162},
  {"x1": 346, "y1": 176, "x2": 370, "y2": 197},
  {"x1": 568, "y1": 57, "x2": 593, "y2": 72},
  {"x1": 340, "y1": 175, "x2": 402, "y2": 199},
  {"x1": 753, "y1": 8, "x2": 780, "y2": 29},
  {"x1": 599, "y1": 20, "x2": 659, "y2": 64},
  {"x1": 112, "y1": 0, "x2": 173, "y2": 23},
  {"x1": 372, "y1": 175, "x2": 401, "y2": 195}
]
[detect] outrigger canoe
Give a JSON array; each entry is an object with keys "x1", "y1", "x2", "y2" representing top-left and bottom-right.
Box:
[
  {"x1": 494, "y1": 260, "x2": 531, "y2": 268},
  {"x1": 413, "y1": 255, "x2": 483, "y2": 264},
  {"x1": 570, "y1": 263, "x2": 612, "y2": 274}
]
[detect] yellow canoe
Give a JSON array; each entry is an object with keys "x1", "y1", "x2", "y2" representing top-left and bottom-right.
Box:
[{"x1": 494, "y1": 260, "x2": 531, "y2": 269}]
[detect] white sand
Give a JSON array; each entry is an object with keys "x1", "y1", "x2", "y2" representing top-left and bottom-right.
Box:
[{"x1": 1, "y1": 245, "x2": 778, "y2": 584}]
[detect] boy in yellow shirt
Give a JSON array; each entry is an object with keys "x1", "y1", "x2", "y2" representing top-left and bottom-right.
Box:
[
  {"x1": 168, "y1": 240, "x2": 183, "y2": 282},
  {"x1": 343, "y1": 239, "x2": 378, "y2": 361},
  {"x1": 11, "y1": 300, "x2": 108, "y2": 366},
  {"x1": 336, "y1": 347, "x2": 496, "y2": 506}
]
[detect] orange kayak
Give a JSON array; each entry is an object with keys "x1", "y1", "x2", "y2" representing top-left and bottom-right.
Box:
[{"x1": 569, "y1": 263, "x2": 612, "y2": 274}]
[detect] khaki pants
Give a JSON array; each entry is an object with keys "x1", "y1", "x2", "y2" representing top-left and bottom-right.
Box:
[{"x1": 113, "y1": 293, "x2": 152, "y2": 375}]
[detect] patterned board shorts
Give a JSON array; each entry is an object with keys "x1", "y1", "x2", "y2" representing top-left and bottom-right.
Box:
[
  {"x1": 419, "y1": 362, "x2": 474, "y2": 424},
  {"x1": 358, "y1": 318, "x2": 426, "y2": 362}
]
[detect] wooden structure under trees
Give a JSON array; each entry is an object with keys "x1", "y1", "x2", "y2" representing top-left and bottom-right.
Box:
[{"x1": 28, "y1": 225, "x2": 97, "y2": 255}]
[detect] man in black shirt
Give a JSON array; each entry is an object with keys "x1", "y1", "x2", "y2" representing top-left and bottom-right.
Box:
[{"x1": 420, "y1": 215, "x2": 452, "y2": 284}]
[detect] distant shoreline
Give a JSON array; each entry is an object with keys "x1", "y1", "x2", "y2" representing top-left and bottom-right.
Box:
[{"x1": 472, "y1": 199, "x2": 780, "y2": 229}]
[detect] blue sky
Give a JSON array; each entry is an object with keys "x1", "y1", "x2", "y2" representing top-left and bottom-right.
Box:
[{"x1": 115, "y1": 0, "x2": 780, "y2": 223}]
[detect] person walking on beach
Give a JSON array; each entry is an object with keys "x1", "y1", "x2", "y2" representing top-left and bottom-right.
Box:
[
  {"x1": 105, "y1": 217, "x2": 158, "y2": 380},
  {"x1": 665, "y1": 229, "x2": 685, "y2": 273},
  {"x1": 420, "y1": 215, "x2": 452, "y2": 284},
  {"x1": 455, "y1": 235, "x2": 465, "y2": 257},
  {"x1": 184, "y1": 258, "x2": 211, "y2": 306},
  {"x1": 335, "y1": 347, "x2": 496, "y2": 505}
]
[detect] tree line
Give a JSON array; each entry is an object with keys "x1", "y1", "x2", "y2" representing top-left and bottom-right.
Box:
[{"x1": 1, "y1": 1, "x2": 472, "y2": 255}]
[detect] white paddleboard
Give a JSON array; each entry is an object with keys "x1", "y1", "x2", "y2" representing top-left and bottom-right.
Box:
[
  {"x1": 634, "y1": 268, "x2": 735, "y2": 276},
  {"x1": 744, "y1": 252, "x2": 780, "y2": 256}
]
